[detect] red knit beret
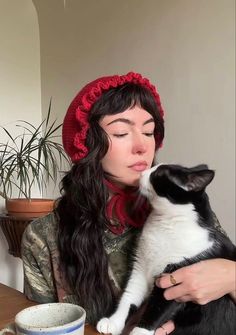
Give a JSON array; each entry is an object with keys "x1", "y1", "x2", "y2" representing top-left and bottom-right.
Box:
[{"x1": 62, "y1": 71, "x2": 164, "y2": 163}]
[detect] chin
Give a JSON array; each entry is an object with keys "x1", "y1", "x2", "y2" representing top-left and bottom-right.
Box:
[
  {"x1": 126, "y1": 177, "x2": 140, "y2": 187},
  {"x1": 129, "y1": 172, "x2": 142, "y2": 187},
  {"x1": 112, "y1": 173, "x2": 141, "y2": 188}
]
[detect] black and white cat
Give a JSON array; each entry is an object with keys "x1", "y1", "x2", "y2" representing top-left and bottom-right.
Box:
[{"x1": 97, "y1": 164, "x2": 236, "y2": 335}]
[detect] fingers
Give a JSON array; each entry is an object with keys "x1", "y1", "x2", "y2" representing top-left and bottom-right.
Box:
[
  {"x1": 174, "y1": 295, "x2": 192, "y2": 303},
  {"x1": 155, "y1": 320, "x2": 175, "y2": 335},
  {"x1": 164, "y1": 281, "x2": 195, "y2": 300},
  {"x1": 155, "y1": 270, "x2": 191, "y2": 301},
  {"x1": 161, "y1": 287, "x2": 177, "y2": 301},
  {"x1": 156, "y1": 271, "x2": 182, "y2": 289}
]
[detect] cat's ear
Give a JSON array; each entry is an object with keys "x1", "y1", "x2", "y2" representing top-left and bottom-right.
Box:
[
  {"x1": 182, "y1": 169, "x2": 215, "y2": 192},
  {"x1": 167, "y1": 167, "x2": 215, "y2": 192}
]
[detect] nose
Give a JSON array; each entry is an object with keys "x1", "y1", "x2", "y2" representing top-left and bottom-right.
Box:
[{"x1": 132, "y1": 132, "x2": 147, "y2": 155}]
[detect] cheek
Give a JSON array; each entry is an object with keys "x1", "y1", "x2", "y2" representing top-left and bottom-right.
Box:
[
  {"x1": 146, "y1": 140, "x2": 156, "y2": 164},
  {"x1": 101, "y1": 144, "x2": 122, "y2": 172},
  {"x1": 101, "y1": 139, "x2": 130, "y2": 178},
  {"x1": 105, "y1": 140, "x2": 127, "y2": 159}
]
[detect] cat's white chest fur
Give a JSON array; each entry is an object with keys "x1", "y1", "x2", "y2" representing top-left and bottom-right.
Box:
[{"x1": 137, "y1": 203, "x2": 213, "y2": 280}]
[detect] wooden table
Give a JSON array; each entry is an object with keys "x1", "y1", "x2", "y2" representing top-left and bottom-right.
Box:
[{"x1": 0, "y1": 283, "x2": 98, "y2": 334}]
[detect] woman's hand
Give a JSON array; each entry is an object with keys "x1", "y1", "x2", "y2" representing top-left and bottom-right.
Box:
[
  {"x1": 155, "y1": 320, "x2": 175, "y2": 335},
  {"x1": 156, "y1": 259, "x2": 236, "y2": 305}
]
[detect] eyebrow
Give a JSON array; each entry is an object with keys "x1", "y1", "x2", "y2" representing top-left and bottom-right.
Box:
[{"x1": 107, "y1": 117, "x2": 154, "y2": 126}]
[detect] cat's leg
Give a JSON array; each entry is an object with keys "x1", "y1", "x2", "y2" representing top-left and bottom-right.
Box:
[
  {"x1": 130, "y1": 285, "x2": 184, "y2": 335},
  {"x1": 97, "y1": 266, "x2": 149, "y2": 335}
]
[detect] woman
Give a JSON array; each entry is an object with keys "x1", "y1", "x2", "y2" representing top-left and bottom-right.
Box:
[{"x1": 22, "y1": 72, "x2": 235, "y2": 335}]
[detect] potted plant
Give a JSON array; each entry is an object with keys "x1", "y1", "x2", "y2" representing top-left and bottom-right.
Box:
[{"x1": 0, "y1": 100, "x2": 70, "y2": 256}]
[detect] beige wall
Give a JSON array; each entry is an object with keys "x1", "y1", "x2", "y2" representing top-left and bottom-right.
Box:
[
  {"x1": 0, "y1": 0, "x2": 41, "y2": 290},
  {"x1": 35, "y1": 0, "x2": 235, "y2": 240}
]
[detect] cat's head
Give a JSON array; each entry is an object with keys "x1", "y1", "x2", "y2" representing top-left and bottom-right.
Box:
[{"x1": 140, "y1": 164, "x2": 215, "y2": 211}]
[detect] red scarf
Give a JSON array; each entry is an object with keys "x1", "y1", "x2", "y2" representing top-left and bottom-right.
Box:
[{"x1": 104, "y1": 179, "x2": 150, "y2": 235}]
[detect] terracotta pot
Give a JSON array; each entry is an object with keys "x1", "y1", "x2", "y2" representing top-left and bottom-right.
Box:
[{"x1": 5, "y1": 198, "x2": 55, "y2": 218}]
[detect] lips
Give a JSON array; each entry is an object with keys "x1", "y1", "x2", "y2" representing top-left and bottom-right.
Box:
[{"x1": 128, "y1": 161, "x2": 148, "y2": 172}]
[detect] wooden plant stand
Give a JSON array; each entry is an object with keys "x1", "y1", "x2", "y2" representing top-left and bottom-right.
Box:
[{"x1": 0, "y1": 214, "x2": 33, "y2": 258}]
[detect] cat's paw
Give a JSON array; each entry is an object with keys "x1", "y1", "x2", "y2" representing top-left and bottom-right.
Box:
[
  {"x1": 96, "y1": 317, "x2": 123, "y2": 335},
  {"x1": 130, "y1": 327, "x2": 154, "y2": 335}
]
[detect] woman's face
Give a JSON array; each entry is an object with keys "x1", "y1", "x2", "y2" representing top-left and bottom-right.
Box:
[{"x1": 100, "y1": 105, "x2": 156, "y2": 187}]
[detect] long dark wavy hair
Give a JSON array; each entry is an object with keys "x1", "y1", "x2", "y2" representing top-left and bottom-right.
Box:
[{"x1": 57, "y1": 83, "x2": 164, "y2": 325}]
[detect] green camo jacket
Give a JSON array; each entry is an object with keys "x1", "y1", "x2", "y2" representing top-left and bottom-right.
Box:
[{"x1": 21, "y1": 212, "x2": 138, "y2": 322}]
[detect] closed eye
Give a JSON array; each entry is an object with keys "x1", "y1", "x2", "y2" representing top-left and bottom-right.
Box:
[
  {"x1": 113, "y1": 133, "x2": 128, "y2": 138},
  {"x1": 143, "y1": 132, "x2": 154, "y2": 137}
]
